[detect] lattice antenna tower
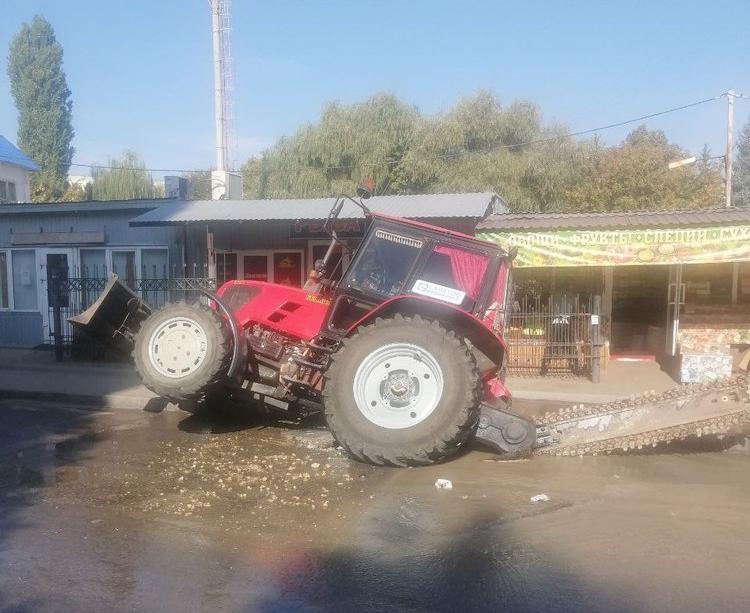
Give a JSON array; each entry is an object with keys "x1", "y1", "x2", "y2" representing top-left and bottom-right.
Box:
[{"x1": 210, "y1": 0, "x2": 235, "y2": 172}]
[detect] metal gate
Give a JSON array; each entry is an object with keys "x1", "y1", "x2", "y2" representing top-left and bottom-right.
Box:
[
  {"x1": 505, "y1": 294, "x2": 604, "y2": 378},
  {"x1": 47, "y1": 276, "x2": 216, "y2": 353}
]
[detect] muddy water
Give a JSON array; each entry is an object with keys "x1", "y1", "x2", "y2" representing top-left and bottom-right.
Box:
[{"x1": 1, "y1": 398, "x2": 749, "y2": 612}]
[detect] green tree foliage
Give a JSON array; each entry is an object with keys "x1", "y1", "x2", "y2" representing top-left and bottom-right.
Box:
[
  {"x1": 185, "y1": 170, "x2": 212, "y2": 200},
  {"x1": 243, "y1": 93, "x2": 420, "y2": 198},
  {"x1": 60, "y1": 181, "x2": 85, "y2": 202},
  {"x1": 90, "y1": 151, "x2": 157, "y2": 201},
  {"x1": 566, "y1": 126, "x2": 723, "y2": 211},
  {"x1": 733, "y1": 118, "x2": 750, "y2": 207},
  {"x1": 242, "y1": 92, "x2": 723, "y2": 211},
  {"x1": 7, "y1": 15, "x2": 74, "y2": 202}
]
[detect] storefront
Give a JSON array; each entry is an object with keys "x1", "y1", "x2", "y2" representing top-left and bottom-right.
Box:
[
  {"x1": 130, "y1": 192, "x2": 505, "y2": 288},
  {"x1": 477, "y1": 208, "x2": 750, "y2": 382},
  {"x1": 0, "y1": 199, "x2": 179, "y2": 346}
]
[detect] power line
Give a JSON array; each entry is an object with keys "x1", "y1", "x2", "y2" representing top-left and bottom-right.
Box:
[
  {"x1": 68, "y1": 162, "x2": 210, "y2": 174},
  {"x1": 68, "y1": 93, "x2": 727, "y2": 176}
]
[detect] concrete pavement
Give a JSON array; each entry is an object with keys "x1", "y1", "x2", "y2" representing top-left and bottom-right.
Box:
[{"x1": 0, "y1": 347, "x2": 160, "y2": 409}]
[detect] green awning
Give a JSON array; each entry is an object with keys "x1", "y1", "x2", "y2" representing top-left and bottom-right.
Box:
[{"x1": 478, "y1": 224, "x2": 750, "y2": 267}]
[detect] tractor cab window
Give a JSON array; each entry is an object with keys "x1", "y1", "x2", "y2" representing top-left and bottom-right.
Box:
[
  {"x1": 348, "y1": 229, "x2": 422, "y2": 297},
  {"x1": 416, "y1": 245, "x2": 490, "y2": 311}
]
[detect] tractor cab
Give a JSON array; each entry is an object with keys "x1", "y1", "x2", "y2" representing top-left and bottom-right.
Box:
[{"x1": 321, "y1": 212, "x2": 514, "y2": 339}]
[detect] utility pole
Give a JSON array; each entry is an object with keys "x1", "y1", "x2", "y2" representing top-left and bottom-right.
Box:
[
  {"x1": 726, "y1": 89, "x2": 735, "y2": 208},
  {"x1": 211, "y1": 0, "x2": 227, "y2": 175}
]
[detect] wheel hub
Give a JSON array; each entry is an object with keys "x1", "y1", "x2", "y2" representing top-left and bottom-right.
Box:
[
  {"x1": 148, "y1": 316, "x2": 208, "y2": 378},
  {"x1": 353, "y1": 343, "x2": 444, "y2": 429}
]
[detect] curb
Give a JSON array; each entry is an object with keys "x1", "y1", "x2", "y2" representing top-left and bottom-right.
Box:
[{"x1": 0, "y1": 389, "x2": 177, "y2": 412}]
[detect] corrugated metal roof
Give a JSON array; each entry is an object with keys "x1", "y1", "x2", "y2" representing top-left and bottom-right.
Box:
[
  {"x1": 130, "y1": 192, "x2": 505, "y2": 226},
  {"x1": 477, "y1": 207, "x2": 750, "y2": 231},
  {"x1": 0, "y1": 136, "x2": 40, "y2": 172},
  {"x1": 0, "y1": 198, "x2": 171, "y2": 215}
]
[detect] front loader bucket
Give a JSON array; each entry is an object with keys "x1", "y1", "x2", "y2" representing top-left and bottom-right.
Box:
[{"x1": 68, "y1": 274, "x2": 152, "y2": 355}]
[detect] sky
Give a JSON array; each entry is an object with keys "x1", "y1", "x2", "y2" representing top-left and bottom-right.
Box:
[{"x1": 1, "y1": 0, "x2": 749, "y2": 179}]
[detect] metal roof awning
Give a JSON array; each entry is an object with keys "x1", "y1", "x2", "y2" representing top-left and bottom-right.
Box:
[{"x1": 129, "y1": 192, "x2": 505, "y2": 226}]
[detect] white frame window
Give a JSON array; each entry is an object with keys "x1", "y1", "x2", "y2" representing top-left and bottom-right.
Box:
[
  {"x1": 0, "y1": 246, "x2": 170, "y2": 312},
  {"x1": 0, "y1": 180, "x2": 17, "y2": 203},
  {"x1": 0, "y1": 250, "x2": 10, "y2": 310},
  {"x1": 75, "y1": 246, "x2": 169, "y2": 281}
]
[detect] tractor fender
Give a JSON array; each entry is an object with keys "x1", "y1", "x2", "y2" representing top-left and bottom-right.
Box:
[
  {"x1": 346, "y1": 295, "x2": 506, "y2": 370},
  {"x1": 198, "y1": 288, "x2": 247, "y2": 381}
]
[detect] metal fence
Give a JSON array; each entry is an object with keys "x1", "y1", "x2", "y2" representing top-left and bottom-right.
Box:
[
  {"x1": 505, "y1": 294, "x2": 605, "y2": 378},
  {"x1": 48, "y1": 277, "x2": 216, "y2": 349}
]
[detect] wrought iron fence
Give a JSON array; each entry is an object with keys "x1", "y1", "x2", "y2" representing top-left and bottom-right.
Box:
[
  {"x1": 505, "y1": 294, "x2": 606, "y2": 377},
  {"x1": 48, "y1": 276, "x2": 216, "y2": 349}
]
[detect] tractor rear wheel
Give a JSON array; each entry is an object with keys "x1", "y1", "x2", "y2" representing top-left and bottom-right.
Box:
[
  {"x1": 133, "y1": 302, "x2": 230, "y2": 401},
  {"x1": 323, "y1": 314, "x2": 482, "y2": 466}
]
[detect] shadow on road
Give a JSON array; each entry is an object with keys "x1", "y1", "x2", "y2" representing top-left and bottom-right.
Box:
[
  {"x1": 250, "y1": 507, "x2": 644, "y2": 613},
  {"x1": 0, "y1": 398, "x2": 101, "y2": 612}
]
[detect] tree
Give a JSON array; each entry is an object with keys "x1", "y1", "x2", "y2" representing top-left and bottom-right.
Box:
[
  {"x1": 90, "y1": 151, "x2": 157, "y2": 201},
  {"x1": 566, "y1": 126, "x2": 723, "y2": 211},
  {"x1": 185, "y1": 171, "x2": 212, "y2": 200},
  {"x1": 243, "y1": 93, "x2": 420, "y2": 198},
  {"x1": 733, "y1": 118, "x2": 750, "y2": 207},
  {"x1": 240, "y1": 92, "x2": 724, "y2": 212},
  {"x1": 60, "y1": 181, "x2": 85, "y2": 202},
  {"x1": 7, "y1": 15, "x2": 74, "y2": 202}
]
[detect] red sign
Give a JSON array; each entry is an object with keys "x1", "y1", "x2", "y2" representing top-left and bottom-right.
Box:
[
  {"x1": 273, "y1": 252, "x2": 302, "y2": 287},
  {"x1": 291, "y1": 219, "x2": 364, "y2": 239}
]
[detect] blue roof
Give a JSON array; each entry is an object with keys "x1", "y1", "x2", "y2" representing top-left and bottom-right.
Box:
[{"x1": 0, "y1": 136, "x2": 40, "y2": 172}]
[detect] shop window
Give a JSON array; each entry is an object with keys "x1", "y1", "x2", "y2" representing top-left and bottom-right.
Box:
[
  {"x1": 683, "y1": 263, "x2": 733, "y2": 305},
  {"x1": 80, "y1": 249, "x2": 106, "y2": 280},
  {"x1": 273, "y1": 252, "x2": 303, "y2": 287},
  {"x1": 217, "y1": 253, "x2": 237, "y2": 284},
  {"x1": 112, "y1": 251, "x2": 136, "y2": 288},
  {"x1": 244, "y1": 255, "x2": 269, "y2": 282},
  {"x1": 11, "y1": 250, "x2": 37, "y2": 310},
  {"x1": 0, "y1": 252, "x2": 8, "y2": 308},
  {"x1": 141, "y1": 249, "x2": 169, "y2": 279},
  {"x1": 0, "y1": 180, "x2": 17, "y2": 203}
]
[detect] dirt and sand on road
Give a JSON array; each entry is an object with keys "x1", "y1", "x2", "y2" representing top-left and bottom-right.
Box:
[{"x1": 1, "y1": 397, "x2": 749, "y2": 612}]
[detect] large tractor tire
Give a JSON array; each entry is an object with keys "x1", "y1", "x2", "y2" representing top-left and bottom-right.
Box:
[
  {"x1": 323, "y1": 314, "x2": 482, "y2": 466},
  {"x1": 133, "y1": 302, "x2": 231, "y2": 401}
]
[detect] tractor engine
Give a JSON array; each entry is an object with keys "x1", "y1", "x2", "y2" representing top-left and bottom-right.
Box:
[{"x1": 246, "y1": 325, "x2": 326, "y2": 398}]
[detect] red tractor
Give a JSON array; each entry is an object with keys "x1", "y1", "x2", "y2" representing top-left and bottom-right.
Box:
[{"x1": 73, "y1": 190, "x2": 538, "y2": 465}]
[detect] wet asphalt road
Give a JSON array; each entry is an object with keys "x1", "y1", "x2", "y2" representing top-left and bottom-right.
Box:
[{"x1": 1, "y1": 398, "x2": 749, "y2": 613}]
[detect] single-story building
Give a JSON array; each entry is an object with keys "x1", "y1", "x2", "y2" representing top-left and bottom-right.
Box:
[
  {"x1": 129, "y1": 192, "x2": 505, "y2": 287},
  {"x1": 0, "y1": 199, "x2": 181, "y2": 346},
  {"x1": 0, "y1": 192, "x2": 505, "y2": 347},
  {"x1": 0, "y1": 135, "x2": 39, "y2": 204},
  {"x1": 477, "y1": 208, "x2": 750, "y2": 382}
]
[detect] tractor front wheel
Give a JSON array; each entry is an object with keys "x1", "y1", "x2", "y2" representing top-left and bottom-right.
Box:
[
  {"x1": 323, "y1": 315, "x2": 481, "y2": 466},
  {"x1": 133, "y1": 302, "x2": 230, "y2": 401}
]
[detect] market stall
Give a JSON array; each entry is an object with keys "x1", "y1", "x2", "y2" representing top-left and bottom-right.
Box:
[{"x1": 477, "y1": 208, "x2": 750, "y2": 382}]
